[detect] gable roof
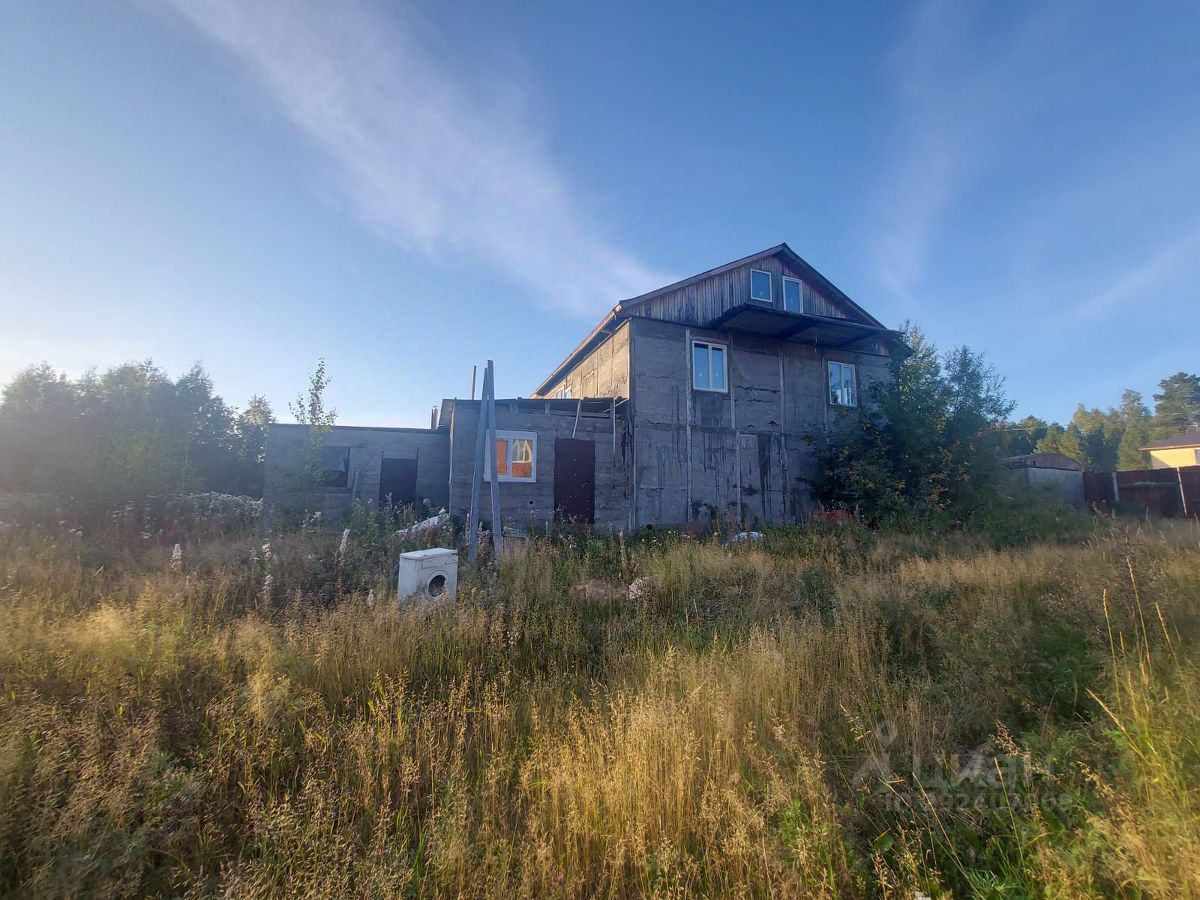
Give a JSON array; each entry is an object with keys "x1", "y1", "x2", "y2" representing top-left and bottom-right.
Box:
[
  {"x1": 1140, "y1": 427, "x2": 1200, "y2": 451},
  {"x1": 618, "y1": 243, "x2": 885, "y2": 327},
  {"x1": 534, "y1": 243, "x2": 889, "y2": 396}
]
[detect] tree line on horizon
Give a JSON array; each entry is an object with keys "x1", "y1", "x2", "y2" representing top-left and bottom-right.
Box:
[
  {"x1": 0, "y1": 361, "x2": 275, "y2": 513},
  {"x1": 995, "y1": 372, "x2": 1200, "y2": 471}
]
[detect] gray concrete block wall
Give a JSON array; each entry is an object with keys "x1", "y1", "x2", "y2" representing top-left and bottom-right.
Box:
[
  {"x1": 628, "y1": 317, "x2": 895, "y2": 528},
  {"x1": 446, "y1": 400, "x2": 631, "y2": 532},
  {"x1": 263, "y1": 424, "x2": 450, "y2": 522}
]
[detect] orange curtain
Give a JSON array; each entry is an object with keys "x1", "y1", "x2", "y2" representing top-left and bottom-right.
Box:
[{"x1": 494, "y1": 439, "x2": 508, "y2": 477}]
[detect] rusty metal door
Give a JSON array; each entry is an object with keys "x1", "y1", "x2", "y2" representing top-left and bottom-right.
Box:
[{"x1": 554, "y1": 438, "x2": 595, "y2": 524}]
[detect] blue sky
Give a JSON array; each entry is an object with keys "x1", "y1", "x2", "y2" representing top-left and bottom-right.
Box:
[{"x1": 1, "y1": 1, "x2": 1197, "y2": 426}]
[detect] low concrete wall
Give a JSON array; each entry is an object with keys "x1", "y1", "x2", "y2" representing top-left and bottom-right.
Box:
[
  {"x1": 446, "y1": 399, "x2": 630, "y2": 532},
  {"x1": 264, "y1": 424, "x2": 449, "y2": 522},
  {"x1": 1010, "y1": 466, "x2": 1084, "y2": 507}
]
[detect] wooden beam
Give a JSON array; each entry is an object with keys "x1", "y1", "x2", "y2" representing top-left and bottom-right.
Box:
[
  {"x1": 485, "y1": 361, "x2": 504, "y2": 559},
  {"x1": 467, "y1": 390, "x2": 486, "y2": 566}
]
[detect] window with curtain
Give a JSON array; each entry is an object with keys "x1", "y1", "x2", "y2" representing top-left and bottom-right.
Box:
[{"x1": 488, "y1": 431, "x2": 537, "y2": 481}]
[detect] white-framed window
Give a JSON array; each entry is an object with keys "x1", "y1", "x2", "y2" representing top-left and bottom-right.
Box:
[
  {"x1": 1195, "y1": 448, "x2": 1200, "y2": 465},
  {"x1": 487, "y1": 430, "x2": 537, "y2": 482},
  {"x1": 750, "y1": 268, "x2": 772, "y2": 304},
  {"x1": 782, "y1": 276, "x2": 803, "y2": 313},
  {"x1": 692, "y1": 340, "x2": 728, "y2": 392},
  {"x1": 827, "y1": 360, "x2": 857, "y2": 407},
  {"x1": 555, "y1": 386, "x2": 572, "y2": 399}
]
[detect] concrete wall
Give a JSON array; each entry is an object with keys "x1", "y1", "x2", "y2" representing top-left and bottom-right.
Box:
[
  {"x1": 1150, "y1": 447, "x2": 1200, "y2": 469},
  {"x1": 264, "y1": 424, "x2": 450, "y2": 522},
  {"x1": 446, "y1": 399, "x2": 631, "y2": 532},
  {"x1": 1011, "y1": 466, "x2": 1085, "y2": 507},
  {"x1": 628, "y1": 317, "x2": 893, "y2": 528}
]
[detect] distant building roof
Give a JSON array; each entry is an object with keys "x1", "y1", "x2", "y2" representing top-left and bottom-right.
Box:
[
  {"x1": 1003, "y1": 452, "x2": 1083, "y2": 471},
  {"x1": 1140, "y1": 428, "x2": 1200, "y2": 451}
]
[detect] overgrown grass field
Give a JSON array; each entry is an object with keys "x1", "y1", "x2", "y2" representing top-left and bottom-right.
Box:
[{"x1": 1, "y1": 514, "x2": 1198, "y2": 897}]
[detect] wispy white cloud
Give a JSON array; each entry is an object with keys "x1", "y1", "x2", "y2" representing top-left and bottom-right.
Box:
[
  {"x1": 1056, "y1": 223, "x2": 1200, "y2": 325},
  {"x1": 870, "y1": 1, "x2": 1076, "y2": 299},
  {"x1": 156, "y1": 0, "x2": 669, "y2": 316}
]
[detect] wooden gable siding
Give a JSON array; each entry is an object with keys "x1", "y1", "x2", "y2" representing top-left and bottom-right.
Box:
[{"x1": 631, "y1": 254, "x2": 856, "y2": 326}]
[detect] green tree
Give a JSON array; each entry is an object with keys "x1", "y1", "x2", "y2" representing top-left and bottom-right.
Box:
[
  {"x1": 813, "y1": 324, "x2": 1015, "y2": 523},
  {"x1": 287, "y1": 359, "x2": 338, "y2": 493},
  {"x1": 232, "y1": 394, "x2": 275, "y2": 496},
  {"x1": 1035, "y1": 423, "x2": 1085, "y2": 463},
  {"x1": 996, "y1": 416, "x2": 1050, "y2": 457},
  {"x1": 0, "y1": 359, "x2": 268, "y2": 516},
  {"x1": 1151, "y1": 372, "x2": 1200, "y2": 438},
  {"x1": 1116, "y1": 389, "x2": 1151, "y2": 470}
]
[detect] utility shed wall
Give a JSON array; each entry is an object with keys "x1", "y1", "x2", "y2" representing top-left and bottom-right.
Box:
[
  {"x1": 264, "y1": 425, "x2": 450, "y2": 522},
  {"x1": 536, "y1": 320, "x2": 631, "y2": 399},
  {"x1": 446, "y1": 400, "x2": 631, "y2": 532},
  {"x1": 628, "y1": 317, "x2": 893, "y2": 528}
]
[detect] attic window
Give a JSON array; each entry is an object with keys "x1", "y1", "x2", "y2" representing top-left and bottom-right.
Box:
[
  {"x1": 750, "y1": 269, "x2": 772, "y2": 303},
  {"x1": 782, "y1": 277, "x2": 803, "y2": 313},
  {"x1": 488, "y1": 430, "x2": 537, "y2": 482},
  {"x1": 556, "y1": 386, "x2": 572, "y2": 399}
]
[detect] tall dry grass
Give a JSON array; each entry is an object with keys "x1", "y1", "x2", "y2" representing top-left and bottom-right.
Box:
[{"x1": 0, "y1": 517, "x2": 1197, "y2": 897}]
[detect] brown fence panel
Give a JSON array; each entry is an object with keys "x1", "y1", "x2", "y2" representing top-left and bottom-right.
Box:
[
  {"x1": 1116, "y1": 469, "x2": 1183, "y2": 518},
  {"x1": 1085, "y1": 468, "x2": 1198, "y2": 518},
  {"x1": 1180, "y1": 466, "x2": 1200, "y2": 518},
  {"x1": 1083, "y1": 472, "x2": 1116, "y2": 508}
]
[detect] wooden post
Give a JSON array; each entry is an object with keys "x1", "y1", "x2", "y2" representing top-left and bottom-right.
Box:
[
  {"x1": 467, "y1": 380, "x2": 486, "y2": 565},
  {"x1": 1111, "y1": 471, "x2": 1120, "y2": 506},
  {"x1": 485, "y1": 361, "x2": 504, "y2": 558},
  {"x1": 1178, "y1": 467, "x2": 1188, "y2": 517},
  {"x1": 571, "y1": 398, "x2": 582, "y2": 438}
]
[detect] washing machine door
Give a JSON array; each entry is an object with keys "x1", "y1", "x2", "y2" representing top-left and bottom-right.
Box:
[{"x1": 426, "y1": 571, "x2": 448, "y2": 598}]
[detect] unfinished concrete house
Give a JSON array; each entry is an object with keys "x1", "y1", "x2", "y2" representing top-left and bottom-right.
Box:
[{"x1": 264, "y1": 244, "x2": 905, "y2": 530}]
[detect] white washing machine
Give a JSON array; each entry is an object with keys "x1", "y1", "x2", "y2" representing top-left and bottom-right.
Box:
[{"x1": 397, "y1": 548, "x2": 458, "y2": 605}]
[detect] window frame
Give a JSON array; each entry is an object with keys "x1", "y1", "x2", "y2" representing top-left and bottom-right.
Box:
[
  {"x1": 692, "y1": 339, "x2": 729, "y2": 393},
  {"x1": 486, "y1": 430, "x2": 538, "y2": 482},
  {"x1": 782, "y1": 276, "x2": 803, "y2": 314},
  {"x1": 749, "y1": 268, "x2": 773, "y2": 304},
  {"x1": 827, "y1": 360, "x2": 858, "y2": 408}
]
